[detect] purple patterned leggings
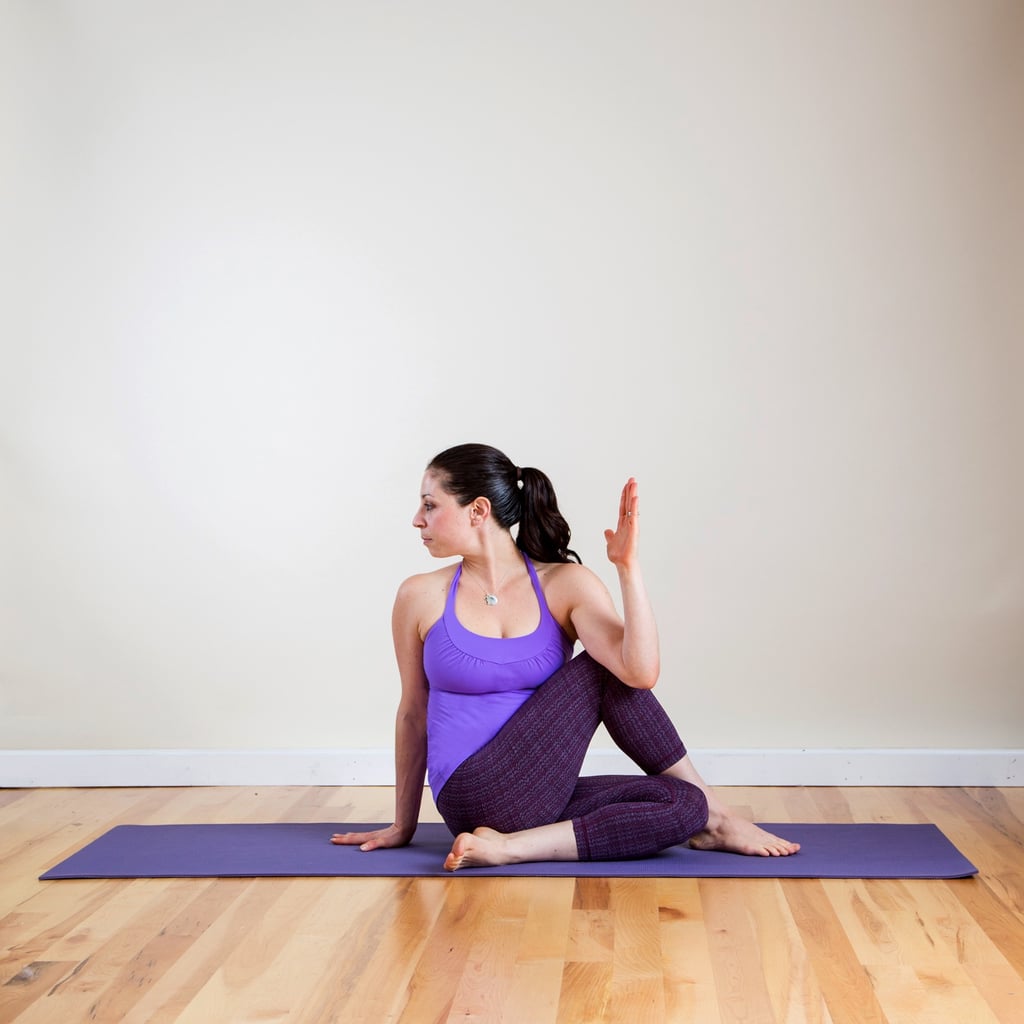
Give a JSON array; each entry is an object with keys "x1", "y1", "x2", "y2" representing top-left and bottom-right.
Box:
[{"x1": 435, "y1": 652, "x2": 710, "y2": 860}]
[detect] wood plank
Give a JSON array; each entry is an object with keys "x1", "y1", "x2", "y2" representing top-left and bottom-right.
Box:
[
  {"x1": 0, "y1": 883, "x2": 112, "y2": 979},
  {"x1": 558, "y1": 960, "x2": 614, "y2": 1023},
  {"x1": 0, "y1": 960, "x2": 81, "y2": 1022},
  {"x1": 183, "y1": 878, "x2": 400, "y2": 1023},
  {"x1": 783, "y1": 787, "x2": 826, "y2": 823},
  {"x1": 746, "y1": 880, "x2": 835, "y2": 1024},
  {"x1": 700, "y1": 878, "x2": 779, "y2": 1024},
  {"x1": 165, "y1": 878, "x2": 348, "y2": 1023},
  {"x1": 566, "y1": 908, "x2": 614, "y2": 963},
  {"x1": 503, "y1": 879, "x2": 575, "y2": 1024},
  {"x1": 8, "y1": 878, "x2": 246, "y2": 1024},
  {"x1": 606, "y1": 879, "x2": 666, "y2": 1024},
  {"x1": 867, "y1": 963, "x2": 1004, "y2": 1024},
  {"x1": 75, "y1": 878, "x2": 258, "y2": 1023},
  {"x1": 0, "y1": 790, "x2": 31, "y2": 813},
  {"x1": 447, "y1": 890, "x2": 529, "y2": 1021},
  {"x1": 961, "y1": 963, "x2": 1024, "y2": 1024},
  {"x1": 116, "y1": 879, "x2": 277, "y2": 1024},
  {"x1": 948, "y1": 878, "x2": 1024, "y2": 980},
  {"x1": 783, "y1": 879, "x2": 889, "y2": 1024},
  {"x1": 915, "y1": 789, "x2": 1024, "y2": 926},
  {"x1": 309, "y1": 878, "x2": 449, "y2": 1022},
  {"x1": 735, "y1": 786, "x2": 792, "y2": 825},
  {"x1": 657, "y1": 879, "x2": 722, "y2": 1024},
  {"x1": 393, "y1": 881, "x2": 495, "y2": 1023},
  {"x1": 823, "y1": 878, "x2": 959, "y2": 971},
  {"x1": 809, "y1": 788, "x2": 855, "y2": 824}
]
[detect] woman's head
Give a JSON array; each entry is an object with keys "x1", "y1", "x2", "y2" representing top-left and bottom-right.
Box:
[
  {"x1": 427, "y1": 444, "x2": 520, "y2": 530},
  {"x1": 426, "y1": 443, "x2": 580, "y2": 563}
]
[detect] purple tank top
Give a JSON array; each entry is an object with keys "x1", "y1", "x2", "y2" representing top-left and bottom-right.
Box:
[{"x1": 423, "y1": 553, "x2": 574, "y2": 799}]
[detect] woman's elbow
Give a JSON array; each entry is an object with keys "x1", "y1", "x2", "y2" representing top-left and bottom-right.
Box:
[{"x1": 623, "y1": 663, "x2": 660, "y2": 690}]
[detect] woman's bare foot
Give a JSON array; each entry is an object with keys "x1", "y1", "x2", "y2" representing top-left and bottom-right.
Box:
[
  {"x1": 444, "y1": 827, "x2": 511, "y2": 871},
  {"x1": 443, "y1": 820, "x2": 579, "y2": 871},
  {"x1": 660, "y1": 754, "x2": 799, "y2": 857},
  {"x1": 688, "y1": 808, "x2": 800, "y2": 857}
]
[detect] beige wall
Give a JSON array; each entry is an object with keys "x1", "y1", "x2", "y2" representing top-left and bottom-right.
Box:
[{"x1": 2, "y1": 2, "x2": 1022, "y2": 763}]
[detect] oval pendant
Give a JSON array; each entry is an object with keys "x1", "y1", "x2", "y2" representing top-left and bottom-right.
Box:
[{"x1": 484, "y1": 593, "x2": 499, "y2": 606}]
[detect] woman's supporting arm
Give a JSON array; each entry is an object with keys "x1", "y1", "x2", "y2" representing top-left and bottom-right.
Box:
[{"x1": 332, "y1": 577, "x2": 429, "y2": 849}]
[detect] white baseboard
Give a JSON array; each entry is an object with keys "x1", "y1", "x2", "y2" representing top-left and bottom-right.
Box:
[{"x1": 1, "y1": 747, "x2": 1020, "y2": 788}]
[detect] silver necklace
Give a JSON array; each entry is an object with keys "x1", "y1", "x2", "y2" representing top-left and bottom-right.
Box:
[{"x1": 462, "y1": 563, "x2": 514, "y2": 606}]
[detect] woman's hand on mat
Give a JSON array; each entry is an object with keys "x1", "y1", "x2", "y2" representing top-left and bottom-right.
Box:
[
  {"x1": 330, "y1": 823, "x2": 413, "y2": 851},
  {"x1": 604, "y1": 477, "x2": 640, "y2": 569}
]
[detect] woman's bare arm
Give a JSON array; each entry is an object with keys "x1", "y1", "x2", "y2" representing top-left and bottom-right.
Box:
[
  {"x1": 562, "y1": 478, "x2": 660, "y2": 689},
  {"x1": 332, "y1": 576, "x2": 429, "y2": 849}
]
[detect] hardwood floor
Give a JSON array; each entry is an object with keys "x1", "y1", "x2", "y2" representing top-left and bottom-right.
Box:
[{"x1": 1, "y1": 785, "x2": 1022, "y2": 1022}]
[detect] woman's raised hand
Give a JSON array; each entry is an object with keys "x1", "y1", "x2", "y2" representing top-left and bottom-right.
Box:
[{"x1": 604, "y1": 477, "x2": 640, "y2": 569}]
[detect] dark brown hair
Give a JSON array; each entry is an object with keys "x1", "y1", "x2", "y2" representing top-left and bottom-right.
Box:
[{"x1": 427, "y1": 443, "x2": 581, "y2": 564}]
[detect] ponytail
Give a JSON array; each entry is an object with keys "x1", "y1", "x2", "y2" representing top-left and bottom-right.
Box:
[{"x1": 516, "y1": 466, "x2": 581, "y2": 564}]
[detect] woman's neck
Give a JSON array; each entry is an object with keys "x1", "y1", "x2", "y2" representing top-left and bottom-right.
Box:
[{"x1": 460, "y1": 538, "x2": 524, "y2": 591}]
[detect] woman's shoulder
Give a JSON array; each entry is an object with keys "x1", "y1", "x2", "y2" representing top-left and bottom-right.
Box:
[
  {"x1": 391, "y1": 565, "x2": 456, "y2": 610},
  {"x1": 394, "y1": 564, "x2": 458, "y2": 641},
  {"x1": 532, "y1": 559, "x2": 606, "y2": 603},
  {"x1": 396, "y1": 563, "x2": 458, "y2": 602},
  {"x1": 531, "y1": 560, "x2": 608, "y2": 641},
  {"x1": 533, "y1": 559, "x2": 598, "y2": 585}
]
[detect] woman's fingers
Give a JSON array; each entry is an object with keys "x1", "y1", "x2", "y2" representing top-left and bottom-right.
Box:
[
  {"x1": 331, "y1": 829, "x2": 385, "y2": 848},
  {"x1": 330, "y1": 831, "x2": 365, "y2": 845},
  {"x1": 606, "y1": 478, "x2": 640, "y2": 565},
  {"x1": 619, "y1": 478, "x2": 639, "y2": 528},
  {"x1": 331, "y1": 824, "x2": 410, "y2": 851}
]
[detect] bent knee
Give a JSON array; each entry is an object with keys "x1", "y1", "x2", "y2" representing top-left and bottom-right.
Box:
[{"x1": 664, "y1": 777, "x2": 709, "y2": 833}]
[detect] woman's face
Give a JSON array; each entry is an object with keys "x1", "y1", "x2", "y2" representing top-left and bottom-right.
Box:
[{"x1": 412, "y1": 472, "x2": 470, "y2": 558}]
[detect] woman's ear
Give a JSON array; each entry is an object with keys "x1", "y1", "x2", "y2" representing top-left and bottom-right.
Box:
[{"x1": 470, "y1": 497, "x2": 491, "y2": 523}]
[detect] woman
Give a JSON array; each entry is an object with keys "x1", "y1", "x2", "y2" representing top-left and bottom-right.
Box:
[{"x1": 332, "y1": 443, "x2": 798, "y2": 869}]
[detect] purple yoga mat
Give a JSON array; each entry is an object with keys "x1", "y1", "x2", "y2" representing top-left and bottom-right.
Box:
[{"x1": 40, "y1": 822, "x2": 976, "y2": 880}]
